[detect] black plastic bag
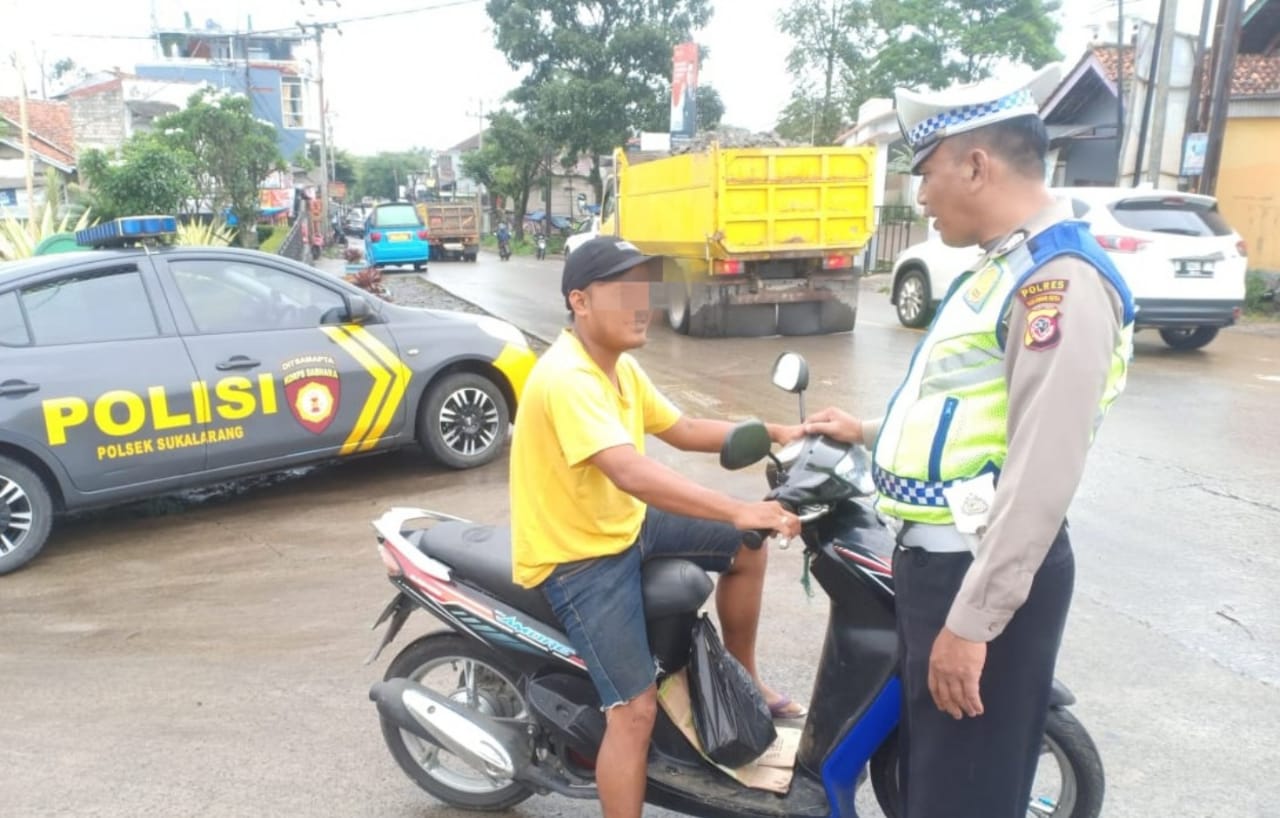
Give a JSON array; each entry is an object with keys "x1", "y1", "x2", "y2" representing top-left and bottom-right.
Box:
[{"x1": 687, "y1": 615, "x2": 777, "y2": 767}]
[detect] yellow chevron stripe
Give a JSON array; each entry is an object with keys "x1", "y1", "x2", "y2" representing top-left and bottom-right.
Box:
[
  {"x1": 321, "y1": 326, "x2": 391, "y2": 455},
  {"x1": 342, "y1": 326, "x2": 413, "y2": 452}
]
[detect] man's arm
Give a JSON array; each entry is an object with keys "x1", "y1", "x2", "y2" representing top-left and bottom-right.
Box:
[
  {"x1": 945, "y1": 257, "x2": 1123, "y2": 642},
  {"x1": 589, "y1": 444, "x2": 800, "y2": 535},
  {"x1": 657, "y1": 416, "x2": 800, "y2": 452}
]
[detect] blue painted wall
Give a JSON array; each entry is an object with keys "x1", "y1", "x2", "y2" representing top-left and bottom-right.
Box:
[{"x1": 135, "y1": 64, "x2": 309, "y2": 159}]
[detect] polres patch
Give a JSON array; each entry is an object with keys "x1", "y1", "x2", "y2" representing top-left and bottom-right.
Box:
[
  {"x1": 1024, "y1": 305, "x2": 1062, "y2": 350},
  {"x1": 1018, "y1": 278, "x2": 1069, "y2": 309}
]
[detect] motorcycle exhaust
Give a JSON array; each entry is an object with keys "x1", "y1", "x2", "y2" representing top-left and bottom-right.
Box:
[{"x1": 370, "y1": 678, "x2": 528, "y2": 779}]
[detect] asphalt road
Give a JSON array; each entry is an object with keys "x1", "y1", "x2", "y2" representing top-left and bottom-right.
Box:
[{"x1": 2, "y1": 250, "x2": 1277, "y2": 818}]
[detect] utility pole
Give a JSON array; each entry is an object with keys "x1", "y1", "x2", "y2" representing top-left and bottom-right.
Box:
[
  {"x1": 299, "y1": 0, "x2": 341, "y2": 247},
  {"x1": 1182, "y1": 0, "x2": 1216, "y2": 190},
  {"x1": 1115, "y1": 0, "x2": 1126, "y2": 181},
  {"x1": 1145, "y1": 0, "x2": 1179, "y2": 188},
  {"x1": 10, "y1": 52, "x2": 36, "y2": 235},
  {"x1": 1200, "y1": 0, "x2": 1246, "y2": 195},
  {"x1": 1131, "y1": 7, "x2": 1167, "y2": 186},
  {"x1": 465, "y1": 98, "x2": 486, "y2": 149}
]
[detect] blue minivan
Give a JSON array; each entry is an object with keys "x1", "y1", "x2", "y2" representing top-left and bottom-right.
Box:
[{"x1": 365, "y1": 202, "x2": 431, "y2": 270}]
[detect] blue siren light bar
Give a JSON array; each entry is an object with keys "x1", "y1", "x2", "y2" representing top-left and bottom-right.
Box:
[{"x1": 75, "y1": 215, "x2": 179, "y2": 248}]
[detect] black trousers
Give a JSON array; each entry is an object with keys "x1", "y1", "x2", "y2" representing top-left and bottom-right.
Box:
[{"x1": 893, "y1": 526, "x2": 1074, "y2": 818}]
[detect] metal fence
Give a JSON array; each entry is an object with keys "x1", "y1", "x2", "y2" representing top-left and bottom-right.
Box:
[
  {"x1": 866, "y1": 205, "x2": 918, "y2": 272},
  {"x1": 278, "y1": 218, "x2": 306, "y2": 262}
]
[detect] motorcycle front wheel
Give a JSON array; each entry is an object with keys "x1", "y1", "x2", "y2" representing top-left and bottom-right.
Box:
[
  {"x1": 380, "y1": 633, "x2": 535, "y2": 811},
  {"x1": 869, "y1": 708, "x2": 1104, "y2": 818}
]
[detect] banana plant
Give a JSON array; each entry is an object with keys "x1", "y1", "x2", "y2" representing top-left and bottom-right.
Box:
[
  {"x1": 0, "y1": 202, "x2": 94, "y2": 261},
  {"x1": 174, "y1": 219, "x2": 236, "y2": 247}
]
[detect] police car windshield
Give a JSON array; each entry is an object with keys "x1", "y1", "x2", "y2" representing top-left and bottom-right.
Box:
[{"x1": 372, "y1": 204, "x2": 421, "y2": 228}]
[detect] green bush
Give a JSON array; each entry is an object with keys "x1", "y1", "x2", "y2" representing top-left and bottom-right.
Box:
[
  {"x1": 256, "y1": 224, "x2": 274, "y2": 245},
  {"x1": 259, "y1": 224, "x2": 289, "y2": 255}
]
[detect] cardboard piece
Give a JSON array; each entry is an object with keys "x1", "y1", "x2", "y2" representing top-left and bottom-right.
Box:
[{"x1": 657, "y1": 669, "x2": 801, "y2": 794}]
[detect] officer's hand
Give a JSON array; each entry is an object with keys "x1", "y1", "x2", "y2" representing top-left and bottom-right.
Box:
[
  {"x1": 766, "y1": 422, "x2": 806, "y2": 446},
  {"x1": 928, "y1": 627, "x2": 987, "y2": 719},
  {"x1": 803, "y1": 407, "x2": 862, "y2": 445},
  {"x1": 732, "y1": 501, "x2": 801, "y2": 540}
]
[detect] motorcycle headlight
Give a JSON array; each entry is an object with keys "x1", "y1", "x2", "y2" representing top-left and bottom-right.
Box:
[{"x1": 835, "y1": 449, "x2": 876, "y2": 495}]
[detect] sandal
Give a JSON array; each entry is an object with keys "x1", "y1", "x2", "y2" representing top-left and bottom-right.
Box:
[{"x1": 767, "y1": 695, "x2": 808, "y2": 720}]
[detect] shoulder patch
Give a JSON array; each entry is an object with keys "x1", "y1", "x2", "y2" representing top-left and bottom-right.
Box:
[
  {"x1": 962, "y1": 263, "x2": 1001, "y2": 312},
  {"x1": 1023, "y1": 305, "x2": 1062, "y2": 351},
  {"x1": 1018, "y1": 278, "x2": 1069, "y2": 309}
]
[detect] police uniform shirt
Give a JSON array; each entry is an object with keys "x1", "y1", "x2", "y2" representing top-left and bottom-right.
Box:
[{"x1": 867, "y1": 199, "x2": 1126, "y2": 642}]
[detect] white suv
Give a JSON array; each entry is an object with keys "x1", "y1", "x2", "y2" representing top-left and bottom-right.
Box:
[{"x1": 889, "y1": 188, "x2": 1248, "y2": 350}]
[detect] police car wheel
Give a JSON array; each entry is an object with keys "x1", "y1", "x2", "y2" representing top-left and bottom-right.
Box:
[
  {"x1": 0, "y1": 456, "x2": 54, "y2": 575},
  {"x1": 419, "y1": 373, "x2": 510, "y2": 470}
]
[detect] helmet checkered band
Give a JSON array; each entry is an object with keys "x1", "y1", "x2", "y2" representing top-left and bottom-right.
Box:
[
  {"x1": 906, "y1": 88, "x2": 1036, "y2": 150},
  {"x1": 872, "y1": 465, "x2": 957, "y2": 508}
]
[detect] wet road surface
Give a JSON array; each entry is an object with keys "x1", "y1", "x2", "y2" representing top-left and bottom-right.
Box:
[{"x1": 1, "y1": 251, "x2": 1277, "y2": 817}]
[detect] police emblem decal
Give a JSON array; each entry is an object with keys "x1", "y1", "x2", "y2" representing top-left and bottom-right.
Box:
[
  {"x1": 281, "y1": 354, "x2": 342, "y2": 434},
  {"x1": 1024, "y1": 306, "x2": 1062, "y2": 350}
]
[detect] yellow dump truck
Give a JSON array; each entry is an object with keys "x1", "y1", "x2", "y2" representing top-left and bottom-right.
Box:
[
  {"x1": 414, "y1": 199, "x2": 482, "y2": 262},
  {"x1": 597, "y1": 144, "x2": 875, "y2": 336}
]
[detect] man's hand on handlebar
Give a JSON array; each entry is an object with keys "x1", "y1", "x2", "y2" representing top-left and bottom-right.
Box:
[
  {"x1": 766, "y1": 422, "x2": 807, "y2": 446},
  {"x1": 803, "y1": 407, "x2": 864, "y2": 445},
  {"x1": 733, "y1": 501, "x2": 801, "y2": 540}
]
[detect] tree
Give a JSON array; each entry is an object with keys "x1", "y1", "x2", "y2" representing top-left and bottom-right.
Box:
[
  {"x1": 696, "y1": 85, "x2": 725, "y2": 131},
  {"x1": 777, "y1": 0, "x2": 867, "y2": 144},
  {"x1": 304, "y1": 142, "x2": 358, "y2": 188},
  {"x1": 354, "y1": 150, "x2": 430, "y2": 202},
  {"x1": 78, "y1": 135, "x2": 196, "y2": 221},
  {"x1": 153, "y1": 89, "x2": 283, "y2": 247},
  {"x1": 776, "y1": 0, "x2": 1061, "y2": 144},
  {"x1": 461, "y1": 109, "x2": 551, "y2": 240},
  {"x1": 486, "y1": 0, "x2": 713, "y2": 201}
]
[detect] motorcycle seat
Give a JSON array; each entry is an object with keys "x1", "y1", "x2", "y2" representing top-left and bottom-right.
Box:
[{"x1": 409, "y1": 521, "x2": 714, "y2": 628}]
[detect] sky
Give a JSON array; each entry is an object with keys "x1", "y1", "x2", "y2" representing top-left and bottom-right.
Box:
[{"x1": 0, "y1": 0, "x2": 1220, "y2": 156}]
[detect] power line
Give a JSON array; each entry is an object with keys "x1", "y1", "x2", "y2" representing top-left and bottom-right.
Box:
[{"x1": 49, "y1": 0, "x2": 484, "y2": 41}]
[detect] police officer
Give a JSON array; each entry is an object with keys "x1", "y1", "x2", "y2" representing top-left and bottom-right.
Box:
[{"x1": 803, "y1": 66, "x2": 1135, "y2": 817}]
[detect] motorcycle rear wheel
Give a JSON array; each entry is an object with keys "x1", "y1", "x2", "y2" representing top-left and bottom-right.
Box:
[
  {"x1": 380, "y1": 633, "x2": 535, "y2": 811},
  {"x1": 869, "y1": 708, "x2": 1104, "y2": 818}
]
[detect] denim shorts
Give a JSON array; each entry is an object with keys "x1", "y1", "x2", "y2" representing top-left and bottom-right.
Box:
[{"x1": 540, "y1": 508, "x2": 742, "y2": 708}]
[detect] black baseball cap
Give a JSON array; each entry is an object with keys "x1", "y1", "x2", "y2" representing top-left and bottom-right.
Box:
[{"x1": 561, "y1": 236, "x2": 659, "y2": 305}]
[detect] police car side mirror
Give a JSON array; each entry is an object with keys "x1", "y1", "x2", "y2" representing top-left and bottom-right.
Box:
[{"x1": 347, "y1": 296, "x2": 375, "y2": 324}]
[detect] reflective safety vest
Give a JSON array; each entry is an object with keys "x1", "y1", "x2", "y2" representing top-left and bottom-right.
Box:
[{"x1": 873, "y1": 220, "x2": 1136, "y2": 525}]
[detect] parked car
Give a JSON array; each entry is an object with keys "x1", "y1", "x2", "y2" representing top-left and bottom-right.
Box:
[
  {"x1": 563, "y1": 218, "x2": 599, "y2": 258},
  {"x1": 889, "y1": 188, "x2": 1248, "y2": 349},
  {"x1": 344, "y1": 209, "x2": 367, "y2": 238},
  {"x1": 365, "y1": 202, "x2": 431, "y2": 271},
  {"x1": 0, "y1": 216, "x2": 536, "y2": 574}
]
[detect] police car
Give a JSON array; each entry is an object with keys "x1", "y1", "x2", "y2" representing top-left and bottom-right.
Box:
[{"x1": 0, "y1": 216, "x2": 536, "y2": 574}]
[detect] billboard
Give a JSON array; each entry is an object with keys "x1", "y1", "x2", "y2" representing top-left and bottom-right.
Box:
[{"x1": 670, "y1": 42, "x2": 699, "y2": 139}]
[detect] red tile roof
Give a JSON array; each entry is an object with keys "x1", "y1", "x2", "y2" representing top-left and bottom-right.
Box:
[
  {"x1": 1088, "y1": 44, "x2": 1280, "y2": 97},
  {"x1": 0, "y1": 97, "x2": 76, "y2": 164}
]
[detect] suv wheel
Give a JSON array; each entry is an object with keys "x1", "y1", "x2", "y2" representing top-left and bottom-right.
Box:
[
  {"x1": 895, "y1": 268, "x2": 933, "y2": 328},
  {"x1": 0, "y1": 455, "x2": 54, "y2": 575},
  {"x1": 1159, "y1": 326, "x2": 1219, "y2": 351}
]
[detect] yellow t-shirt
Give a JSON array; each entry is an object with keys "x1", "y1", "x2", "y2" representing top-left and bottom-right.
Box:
[{"x1": 510, "y1": 330, "x2": 681, "y2": 587}]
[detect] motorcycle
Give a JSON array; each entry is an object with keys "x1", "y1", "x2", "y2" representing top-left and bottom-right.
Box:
[
  {"x1": 366, "y1": 353, "x2": 1106, "y2": 818},
  {"x1": 498, "y1": 236, "x2": 512, "y2": 261},
  {"x1": 535, "y1": 234, "x2": 547, "y2": 260}
]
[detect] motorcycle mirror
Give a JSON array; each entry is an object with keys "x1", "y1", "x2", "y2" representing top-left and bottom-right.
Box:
[
  {"x1": 771, "y1": 352, "x2": 810, "y2": 422},
  {"x1": 719, "y1": 420, "x2": 772, "y2": 471},
  {"x1": 771, "y1": 352, "x2": 809, "y2": 394}
]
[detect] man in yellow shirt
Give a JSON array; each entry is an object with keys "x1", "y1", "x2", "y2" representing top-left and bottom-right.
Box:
[{"x1": 510, "y1": 236, "x2": 802, "y2": 818}]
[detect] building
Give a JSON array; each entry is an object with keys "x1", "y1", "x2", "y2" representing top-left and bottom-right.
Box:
[
  {"x1": 1217, "y1": 0, "x2": 1280, "y2": 270},
  {"x1": 0, "y1": 98, "x2": 77, "y2": 218},
  {"x1": 55, "y1": 71, "x2": 206, "y2": 156},
  {"x1": 134, "y1": 26, "x2": 320, "y2": 159}
]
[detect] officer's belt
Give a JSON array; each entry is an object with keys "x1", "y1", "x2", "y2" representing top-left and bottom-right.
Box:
[{"x1": 898, "y1": 521, "x2": 972, "y2": 554}]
